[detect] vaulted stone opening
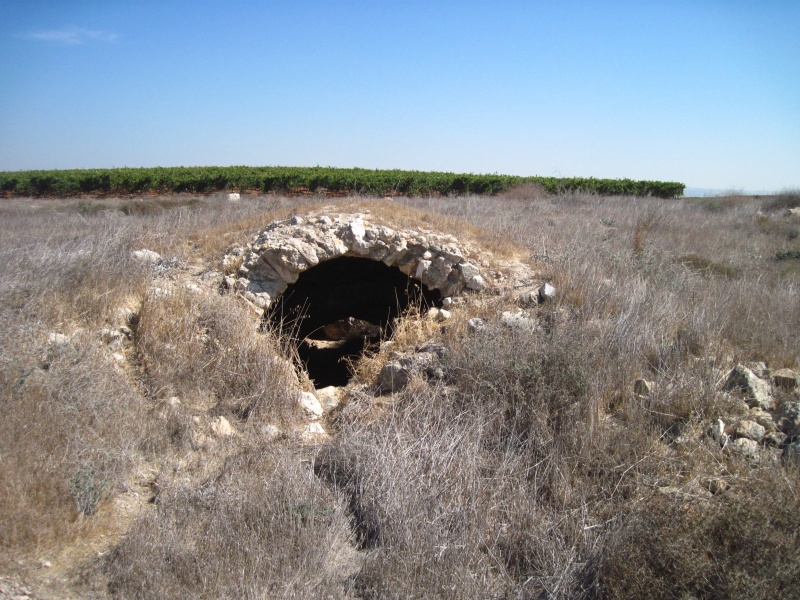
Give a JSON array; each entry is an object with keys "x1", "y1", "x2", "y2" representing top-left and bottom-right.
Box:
[
  {"x1": 225, "y1": 211, "x2": 488, "y2": 387},
  {"x1": 267, "y1": 256, "x2": 441, "y2": 387}
]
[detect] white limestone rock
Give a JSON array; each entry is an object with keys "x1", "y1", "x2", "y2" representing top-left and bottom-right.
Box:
[
  {"x1": 131, "y1": 249, "x2": 162, "y2": 264},
  {"x1": 728, "y1": 437, "x2": 761, "y2": 460},
  {"x1": 211, "y1": 416, "x2": 236, "y2": 437},
  {"x1": 777, "y1": 401, "x2": 800, "y2": 434},
  {"x1": 709, "y1": 418, "x2": 728, "y2": 446},
  {"x1": 538, "y1": 282, "x2": 557, "y2": 303},
  {"x1": 466, "y1": 275, "x2": 486, "y2": 291},
  {"x1": 316, "y1": 386, "x2": 342, "y2": 412},
  {"x1": 467, "y1": 317, "x2": 487, "y2": 333},
  {"x1": 723, "y1": 364, "x2": 775, "y2": 410},
  {"x1": 732, "y1": 419, "x2": 766, "y2": 442},
  {"x1": 773, "y1": 368, "x2": 798, "y2": 390},
  {"x1": 297, "y1": 391, "x2": 323, "y2": 419}
]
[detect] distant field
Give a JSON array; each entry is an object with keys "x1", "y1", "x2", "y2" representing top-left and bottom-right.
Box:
[{"x1": 0, "y1": 165, "x2": 685, "y2": 198}]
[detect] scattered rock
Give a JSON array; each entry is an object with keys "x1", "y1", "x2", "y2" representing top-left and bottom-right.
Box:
[
  {"x1": 316, "y1": 386, "x2": 342, "y2": 411},
  {"x1": 732, "y1": 420, "x2": 766, "y2": 442},
  {"x1": 210, "y1": 416, "x2": 236, "y2": 437},
  {"x1": 47, "y1": 332, "x2": 71, "y2": 347},
  {"x1": 776, "y1": 401, "x2": 800, "y2": 434},
  {"x1": 297, "y1": 391, "x2": 323, "y2": 419},
  {"x1": 302, "y1": 422, "x2": 328, "y2": 442},
  {"x1": 782, "y1": 440, "x2": 800, "y2": 465},
  {"x1": 764, "y1": 431, "x2": 787, "y2": 448},
  {"x1": 744, "y1": 361, "x2": 769, "y2": 379},
  {"x1": 379, "y1": 361, "x2": 411, "y2": 393},
  {"x1": 131, "y1": 249, "x2": 162, "y2": 264},
  {"x1": 436, "y1": 309, "x2": 452, "y2": 321},
  {"x1": 305, "y1": 422, "x2": 326, "y2": 435},
  {"x1": 426, "y1": 308, "x2": 442, "y2": 322},
  {"x1": 538, "y1": 282, "x2": 556, "y2": 303},
  {"x1": 466, "y1": 275, "x2": 486, "y2": 291},
  {"x1": 457, "y1": 262, "x2": 480, "y2": 281},
  {"x1": 467, "y1": 317, "x2": 486, "y2": 333},
  {"x1": 748, "y1": 408, "x2": 777, "y2": 432},
  {"x1": 709, "y1": 418, "x2": 727, "y2": 446},
  {"x1": 728, "y1": 437, "x2": 760, "y2": 460},
  {"x1": 773, "y1": 368, "x2": 798, "y2": 390},
  {"x1": 723, "y1": 364, "x2": 775, "y2": 410},
  {"x1": 261, "y1": 424, "x2": 281, "y2": 439}
]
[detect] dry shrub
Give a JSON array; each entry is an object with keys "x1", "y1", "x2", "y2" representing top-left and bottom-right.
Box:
[
  {"x1": 2, "y1": 190, "x2": 800, "y2": 598},
  {"x1": 104, "y1": 447, "x2": 357, "y2": 599},
  {"x1": 316, "y1": 385, "x2": 515, "y2": 598},
  {"x1": 370, "y1": 196, "x2": 524, "y2": 258},
  {"x1": 498, "y1": 182, "x2": 550, "y2": 201},
  {"x1": 445, "y1": 321, "x2": 594, "y2": 452},
  {"x1": 597, "y1": 473, "x2": 800, "y2": 599},
  {"x1": 73, "y1": 196, "x2": 202, "y2": 217},
  {"x1": 0, "y1": 328, "x2": 145, "y2": 549},
  {"x1": 0, "y1": 208, "x2": 150, "y2": 329},
  {"x1": 317, "y1": 323, "x2": 603, "y2": 598},
  {"x1": 135, "y1": 287, "x2": 300, "y2": 425},
  {"x1": 755, "y1": 211, "x2": 800, "y2": 241},
  {"x1": 761, "y1": 189, "x2": 800, "y2": 212},
  {"x1": 675, "y1": 253, "x2": 741, "y2": 280},
  {"x1": 631, "y1": 209, "x2": 666, "y2": 255}
]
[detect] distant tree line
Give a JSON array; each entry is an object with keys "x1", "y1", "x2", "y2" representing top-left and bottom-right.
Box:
[{"x1": 0, "y1": 166, "x2": 685, "y2": 198}]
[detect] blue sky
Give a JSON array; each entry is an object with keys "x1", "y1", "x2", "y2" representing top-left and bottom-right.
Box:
[{"x1": 1, "y1": 1, "x2": 798, "y2": 192}]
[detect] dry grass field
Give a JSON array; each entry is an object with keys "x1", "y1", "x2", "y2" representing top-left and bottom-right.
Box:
[{"x1": 1, "y1": 189, "x2": 799, "y2": 598}]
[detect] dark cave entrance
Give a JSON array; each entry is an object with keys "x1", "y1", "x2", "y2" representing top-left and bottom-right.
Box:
[{"x1": 266, "y1": 256, "x2": 442, "y2": 387}]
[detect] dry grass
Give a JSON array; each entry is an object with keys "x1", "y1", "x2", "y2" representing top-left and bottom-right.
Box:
[
  {"x1": 1, "y1": 190, "x2": 799, "y2": 598},
  {"x1": 135, "y1": 286, "x2": 301, "y2": 426},
  {"x1": 103, "y1": 446, "x2": 358, "y2": 599}
]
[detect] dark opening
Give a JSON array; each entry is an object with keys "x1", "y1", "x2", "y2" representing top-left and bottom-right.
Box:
[{"x1": 266, "y1": 256, "x2": 441, "y2": 387}]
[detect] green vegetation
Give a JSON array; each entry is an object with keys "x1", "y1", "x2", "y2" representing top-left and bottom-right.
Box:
[{"x1": 0, "y1": 165, "x2": 685, "y2": 198}]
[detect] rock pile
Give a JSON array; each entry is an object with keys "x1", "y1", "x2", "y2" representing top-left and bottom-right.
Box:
[
  {"x1": 709, "y1": 365, "x2": 800, "y2": 464},
  {"x1": 223, "y1": 212, "x2": 487, "y2": 310},
  {"x1": 377, "y1": 342, "x2": 447, "y2": 393}
]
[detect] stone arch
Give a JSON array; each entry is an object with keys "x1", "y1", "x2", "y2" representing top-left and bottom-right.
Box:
[{"x1": 223, "y1": 212, "x2": 486, "y2": 385}]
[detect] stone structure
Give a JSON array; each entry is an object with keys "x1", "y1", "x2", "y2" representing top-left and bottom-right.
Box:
[
  {"x1": 223, "y1": 211, "x2": 487, "y2": 387},
  {"x1": 223, "y1": 212, "x2": 485, "y2": 311}
]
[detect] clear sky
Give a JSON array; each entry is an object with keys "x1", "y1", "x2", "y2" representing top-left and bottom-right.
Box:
[{"x1": 1, "y1": 1, "x2": 798, "y2": 192}]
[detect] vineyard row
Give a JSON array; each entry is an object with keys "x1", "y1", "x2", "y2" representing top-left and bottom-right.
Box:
[{"x1": 0, "y1": 166, "x2": 685, "y2": 198}]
